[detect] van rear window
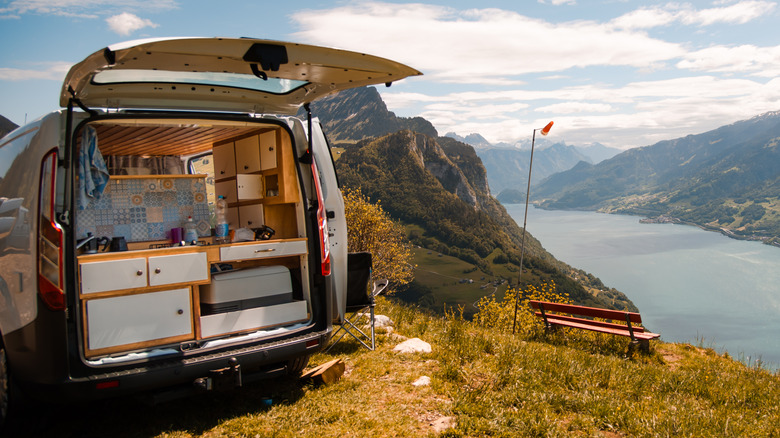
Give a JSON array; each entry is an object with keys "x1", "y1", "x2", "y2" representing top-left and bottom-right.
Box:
[{"x1": 92, "y1": 70, "x2": 308, "y2": 95}]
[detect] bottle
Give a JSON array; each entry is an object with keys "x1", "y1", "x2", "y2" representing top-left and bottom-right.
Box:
[
  {"x1": 183, "y1": 216, "x2": 198, "y2": 243},
  {"x1": 215, "y1": 195, "x2": 229, "y2": 244}
]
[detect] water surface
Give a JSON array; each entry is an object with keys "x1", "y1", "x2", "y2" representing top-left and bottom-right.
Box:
[{"x1": 505, "y1": 204, "x2": 780, "y2": 369}]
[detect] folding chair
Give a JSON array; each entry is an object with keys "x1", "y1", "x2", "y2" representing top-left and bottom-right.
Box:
[{"x1": 326, "y1": 252, "x2": 388, "y2": 351}]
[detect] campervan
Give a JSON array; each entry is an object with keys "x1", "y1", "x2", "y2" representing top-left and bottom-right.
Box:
[{"x1": 0, "y1": 37, "x2": 420, "y2": 423}]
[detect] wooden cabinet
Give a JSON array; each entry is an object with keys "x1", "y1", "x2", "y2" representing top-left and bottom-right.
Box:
[
  {"x1": 234, "y1": 135, "x2": 261, "y2": 173},
  {"x1": 238, "y1": 204, "x2": 264, "y2": 228},
  {"x1": 86, "y1": 288, "x2": 193, "y2": 352},
  {"x1": 212, "y1": 142, "x2": 236, "y2": 179},
  {"x1": 79, "y1": 249, "x2": 209, "y2": 357},
  {"x1": 80, "y1": 251, "x2": 208, "y2": 293}
]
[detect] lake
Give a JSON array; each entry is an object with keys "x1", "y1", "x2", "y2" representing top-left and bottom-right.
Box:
[{"x1": 505, "y1": 204, "x2": 780, "y2": 369}]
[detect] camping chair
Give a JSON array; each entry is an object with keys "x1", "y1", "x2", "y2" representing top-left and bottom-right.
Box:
[{"x1": 326, "y1": 252, "x2": 388, "y2": 351}]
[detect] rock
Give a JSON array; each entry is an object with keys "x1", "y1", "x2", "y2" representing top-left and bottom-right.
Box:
[
  {"x1": 412, "y1": 376, "x2": 431, "y2": 386},
  {"x1": 374, "y1": 314, "x2": 394, "y2": 328},
  {"x1": 430, "y1": 416, "x2": 456, "y2": 433},
  {"x1": 393, "y1": 338, "x2": 432, "y2": 354}
]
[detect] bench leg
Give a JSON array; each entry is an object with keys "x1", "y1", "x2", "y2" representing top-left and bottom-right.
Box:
[{"x1": 629, "y1": 339, "x2": 650, "y2": 353}]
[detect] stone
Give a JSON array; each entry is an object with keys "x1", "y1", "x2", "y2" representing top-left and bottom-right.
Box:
[
  {"x1": 412, "y1": 376, "x2": 431, "y2": 386},
  {"x1": 393, "y1": 338, "x2": 432, "y2": 354}
]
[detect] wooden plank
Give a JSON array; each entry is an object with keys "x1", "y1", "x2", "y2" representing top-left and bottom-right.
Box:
[
  {"x1": 301, "y1": 358, "x2": 345, "y2": 384},
  {"x1": 535, "y1": 312, "x2": 647, "y2": 332},
  {"x1": 544, "y1": 316, "x2": 659, "y2": 340},
  {"x1": 529, "y1": 300, "x2": 643, "y2": 324}
]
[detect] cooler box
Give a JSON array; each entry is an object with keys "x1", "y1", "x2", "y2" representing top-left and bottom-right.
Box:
[{"x1": 200, "y1": 265, "x2": 292, "y2": 315}]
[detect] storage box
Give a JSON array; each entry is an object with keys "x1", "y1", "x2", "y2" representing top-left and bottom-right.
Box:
[{"x1": 200, "y1": 266, "x2": 292, "y2": 315}]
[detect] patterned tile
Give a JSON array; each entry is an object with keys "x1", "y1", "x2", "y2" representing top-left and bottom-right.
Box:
[{"x1": 77, "y1": 176, "x2": 210, "y2": 242}]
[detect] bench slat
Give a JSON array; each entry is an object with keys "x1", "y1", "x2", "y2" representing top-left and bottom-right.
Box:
[
  {"x1": 529, "y1": 300, "x2": 643, "y2": 324},
  {"x1": 543, "y1": 315, "x2": 660, "y2": 340},
  {"x1": 535, "y1": 312, "x2": 647, "y2": 333}
]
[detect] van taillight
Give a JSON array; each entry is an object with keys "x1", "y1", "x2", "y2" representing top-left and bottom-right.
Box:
[
  {"x1": 310, "y1": 159, "x2": 331, "y2": 277},
  {"x1": 38, "y1": 150, "x2": 65, "y2": 311}
]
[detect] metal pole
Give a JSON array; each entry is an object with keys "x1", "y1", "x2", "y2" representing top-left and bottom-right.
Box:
[{"x1": 512, "y1": 128, "x2": 538, "y2": 334}]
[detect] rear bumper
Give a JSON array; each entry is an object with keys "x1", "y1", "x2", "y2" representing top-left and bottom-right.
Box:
[{"x1": 19, "y1": 329, "x2": 331, "y2": 403}]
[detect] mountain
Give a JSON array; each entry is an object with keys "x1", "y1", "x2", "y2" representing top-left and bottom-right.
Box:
[
  {"x1": 574, "y1": 142, "x2": 622, "y2": 164},
  {"x1": 444, "y1": 132, "x2": 492, "y2": 149},
  {"x1": 309, "y1": 86, "x2": 636, "y2": 313},
  {"x1": 0, "y1": 115, "x2": 18, "y2": 138},
  {"x1": 534, "y1": 110, "x2": 780, "y2": 243},
  {"x1": 299, "y1": 87, "x2": 437, "y2": 143},
  {"x1": 477, "y1": 144, "x2": 592, "y2": 195},
  {"x1": 443, "y1": 132, "x2": 612, "y2": 195}
]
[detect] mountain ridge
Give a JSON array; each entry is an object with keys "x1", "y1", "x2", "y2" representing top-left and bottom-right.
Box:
[{"x1": 534, "y1": 110, "x2": 780, "y2": 244}]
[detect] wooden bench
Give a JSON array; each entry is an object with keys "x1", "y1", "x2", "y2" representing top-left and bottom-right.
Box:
[{"x1": 529, "y1": 300, "x2": 660, "y2": 351}]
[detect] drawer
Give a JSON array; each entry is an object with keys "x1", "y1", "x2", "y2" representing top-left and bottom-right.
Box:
[
  {"x1": 80, "y1": 258, "x2": 147, "y2": 294},
  {"x1": 219, "y1": 239, "x2": 307, "y2": 262},
  {"x1": 148, "y1": 252, "x2": 209, "y2": 287},
  {"x1": 200, "y1": 300, "x2": 307, "y2": 338},
  {"x1": 86, "y1": 288, "x2": 193, "y2": 351}
]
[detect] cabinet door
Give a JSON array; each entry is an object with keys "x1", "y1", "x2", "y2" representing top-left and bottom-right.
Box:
[
  {"x1": 86, "y1": 288, "x2": 193, "y2": 350},
  {"x1": 212, "y1": 142, "x2": 236, "y2": 179},
  {"x1": 215, "y1": 180, "x2": 238, "y2": 204},
  {"x1": 235, "y1": 135, "x2": 261, "y2": 173},
  {"x1": 80, "y1": 258, "x2": 147, "y2": 294},
  {"x1": 259, "y1": 130, "x2": 277, "y2": 171},
  {"x1": 148, "y1": 252, "x2": 208, "y2": 287},
  {"x1": 239, "y1": 204, "x2": 264, "y2": 228},
  {"x1": 236, "y1": 174, "x2": 263, "y2": 200}
]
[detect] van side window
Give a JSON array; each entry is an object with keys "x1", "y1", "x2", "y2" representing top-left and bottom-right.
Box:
[{"x1": 38, "y1": 148, "x2": 65, "y2": 310}]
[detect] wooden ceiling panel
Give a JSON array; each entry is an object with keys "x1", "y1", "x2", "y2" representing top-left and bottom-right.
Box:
[{"x1": 85, "y1": 123, "x2": 266, "y2": 157}]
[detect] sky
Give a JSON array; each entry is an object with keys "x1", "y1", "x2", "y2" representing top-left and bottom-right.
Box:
[{"x1": 1, "y1": 0, "x2": 779, "y2": 150}]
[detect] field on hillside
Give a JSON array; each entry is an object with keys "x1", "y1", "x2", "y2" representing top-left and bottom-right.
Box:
[
  {"x1": 398, "y1": 248, "x2": 514, "y2": 317},
  {"x1": 7, "y1": 299, "x2": 777, "y2": 437}
]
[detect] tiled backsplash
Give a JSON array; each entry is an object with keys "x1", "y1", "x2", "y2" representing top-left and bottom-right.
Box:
[{"x1": 77, "y1": 175, "x2": 211, "y2": 242}]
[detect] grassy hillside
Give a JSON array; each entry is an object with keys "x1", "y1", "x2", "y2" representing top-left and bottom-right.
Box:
[{"x1": 11, "y1": 299, "x2": 777, "y2": 437}]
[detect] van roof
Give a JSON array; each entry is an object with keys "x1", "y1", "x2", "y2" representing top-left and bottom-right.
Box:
[{"x1": 61, "y1": 37, "x2": 421, "y2": 115}]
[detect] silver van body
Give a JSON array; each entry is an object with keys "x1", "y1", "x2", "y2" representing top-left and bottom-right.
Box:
[{"x1": 0, "y1": 37, "x2": 419, "y2": 423}]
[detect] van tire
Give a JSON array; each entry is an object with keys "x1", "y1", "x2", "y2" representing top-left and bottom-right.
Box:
[
  {"x1": 0, "y1": 345, "x2": 9, "y2": 427},
  {"x1": 287, "y1": 355, "x2": 310, "y2": 376}
]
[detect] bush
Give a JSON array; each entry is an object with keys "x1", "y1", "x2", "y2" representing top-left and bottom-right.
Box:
[{"x1": 343, "y1": 187, "x2": 415, "y2": 293}]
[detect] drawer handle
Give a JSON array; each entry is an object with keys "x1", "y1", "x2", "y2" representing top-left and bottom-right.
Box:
[
  {"x1": 177, "y1": 309, "x2": 184, "y2": 315},
  {"x1": 254, "y1": 248, "x2": 276, "y2": 253},
  {"x1": 155, "y1": 268, "x2": 161, "y2": 274},
  {"x1": 136, "y1": 270, "x2": 144, "y2": 276}
]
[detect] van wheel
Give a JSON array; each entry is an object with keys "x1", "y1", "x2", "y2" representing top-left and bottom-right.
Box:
[
  {"x1": 0, "y1": 346, "x2": 9, "y2": 427},
  {"x1": 287, "y1": 355, "x2": 310, "y2": 376}
]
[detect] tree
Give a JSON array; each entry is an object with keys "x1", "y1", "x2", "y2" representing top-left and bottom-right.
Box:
[{"x1": 343, "y1": 188, "x2": 414, "y2": 293}]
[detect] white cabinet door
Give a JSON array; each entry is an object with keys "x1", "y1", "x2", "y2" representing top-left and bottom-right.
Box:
[
  {"x1": 86, "y1": 288, "x2": 193, "y2": 350},
  {"x1": 80, "y1": 258, "x2": 147, "y2": 294},
  {"x1": 239, "y1": 204, "x2": 264, "y2": 228},
  {"x1": 259, "y1": 130, "x2": 277, "y2": 171},
  {"x1": 212, "y1": 142, "x2": 236, "y2": 179},
  {"x1": 236, "y1": 174, "x2": 263, "y2": 200},
  {"x1": 148, "y1": 252, "x2": 208, "y2": 287},
  {"x1": 235, "y1": 135, "x2": 261, "y2": 173}
]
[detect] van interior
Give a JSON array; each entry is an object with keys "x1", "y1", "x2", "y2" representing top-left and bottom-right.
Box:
[{"x1": 73, "y1": 118, "x2": 313, "y2": 361}]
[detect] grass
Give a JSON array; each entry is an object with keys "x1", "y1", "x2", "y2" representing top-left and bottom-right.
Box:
[{"x1": 8, "y1": 298, "x2": 779, "y2": 437}]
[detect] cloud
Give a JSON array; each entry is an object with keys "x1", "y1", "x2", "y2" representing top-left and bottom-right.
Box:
[
  {"x1": 106, "y1": 12, "x2": 158, "y2": 35},
  {"x1": 0, "y1": 62, "x2": 72, "y2": 81},
  {"x1": 678, "y1": 44, "x2": 780, "y2": 77},
  {"x1": 0, "y1": 0, "x2": 177, "y2": 19},
  {"x1": 610, "y1": 1, "x2": 777, "y2": 30},
  {"x1": 291, "y1": 3, "x2": 686, "y2": 83}
]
